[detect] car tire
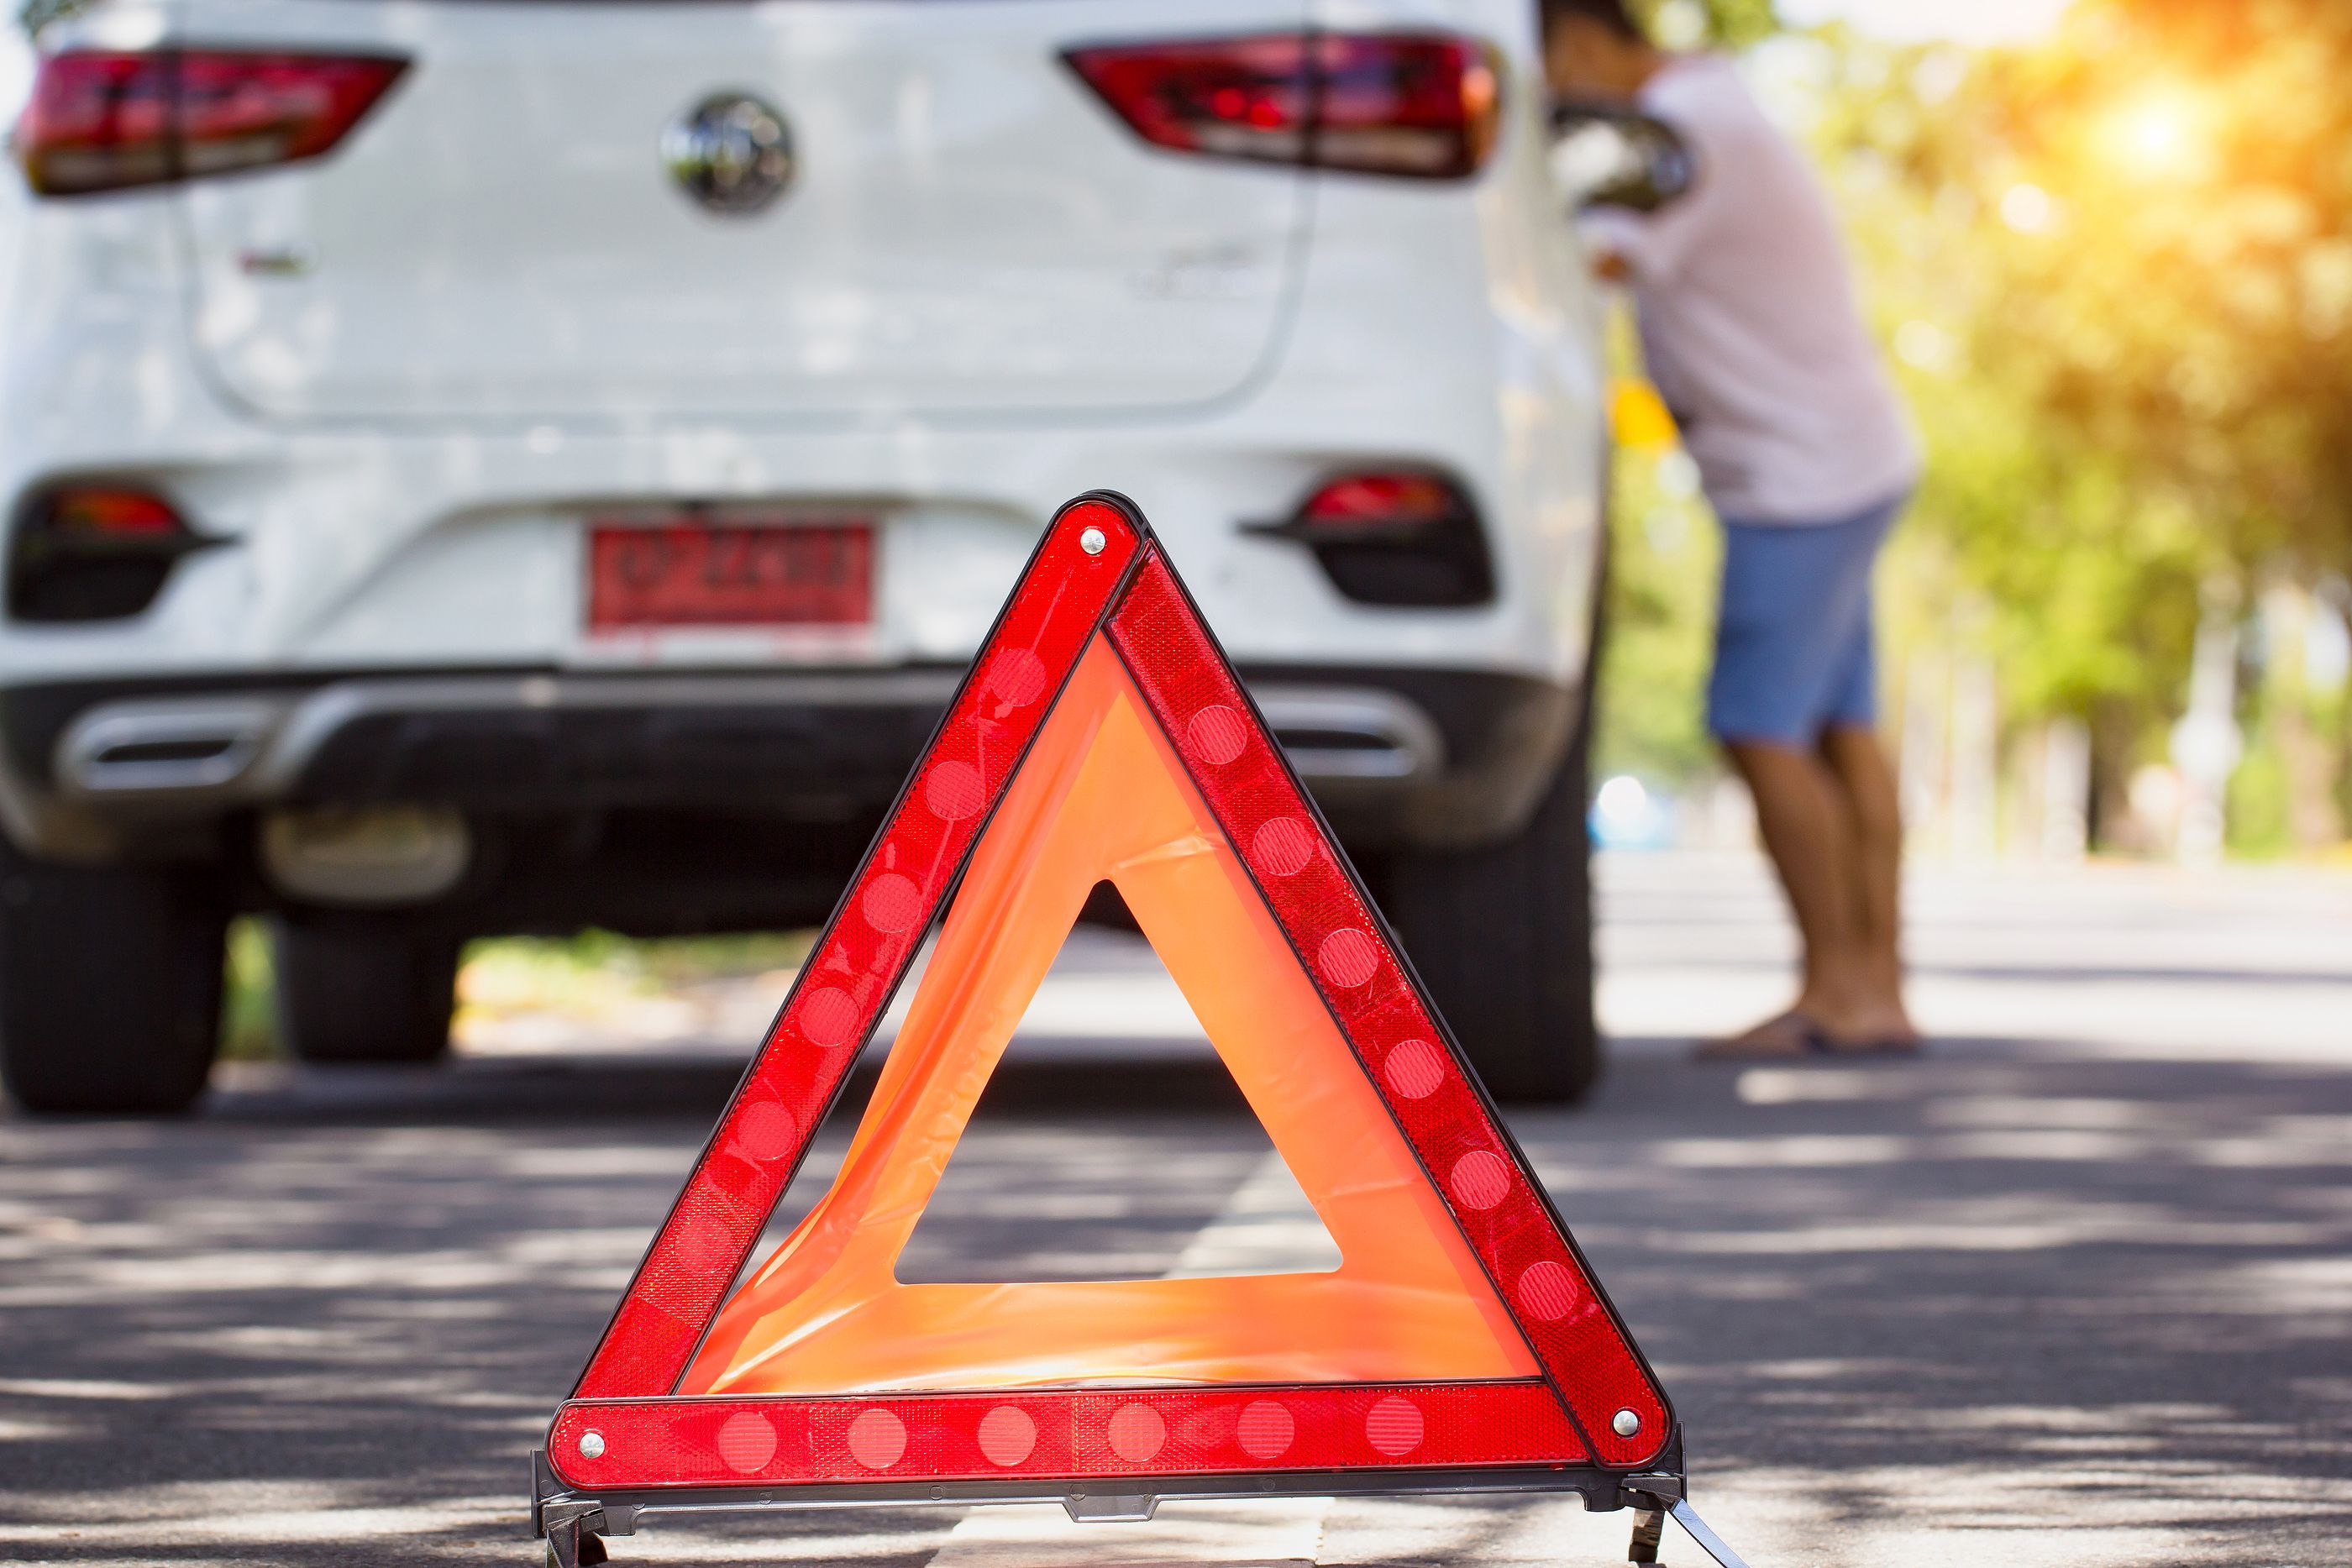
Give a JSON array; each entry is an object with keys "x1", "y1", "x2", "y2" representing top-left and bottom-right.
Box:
[
  {"x1": 1380, "y1": 696, "x2": 1600, "y2": 1105},
  {"x1": 0, "y1": 847, "x2": 228, "y2": 1114},
  {"x1": 272, "y1": 919, "x2": 461, "y2": 1065}
]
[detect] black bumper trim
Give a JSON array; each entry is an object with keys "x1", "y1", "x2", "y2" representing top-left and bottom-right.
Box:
[{"x1": 2, "y1": 661, "x2": 1577, "y2": 852}]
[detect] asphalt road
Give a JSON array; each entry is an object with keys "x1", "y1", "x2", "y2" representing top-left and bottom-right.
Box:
[{"x1": 3, "y1": 851, "x2": 2348, "y2": 1566}]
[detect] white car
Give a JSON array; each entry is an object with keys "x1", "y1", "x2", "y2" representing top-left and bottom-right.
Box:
[{"x1": 0, "y1": 0, "x2": 1619, "y2": 1114}]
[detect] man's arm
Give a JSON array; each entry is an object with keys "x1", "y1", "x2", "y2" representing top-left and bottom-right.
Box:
[{"x1": 1578, "y1": 203, "x2": 1649, "y2": 284}]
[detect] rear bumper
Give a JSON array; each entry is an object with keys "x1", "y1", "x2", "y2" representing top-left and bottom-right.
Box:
[{"x1": 0, "y1": 661, "x2": 1576, "y2": 868}]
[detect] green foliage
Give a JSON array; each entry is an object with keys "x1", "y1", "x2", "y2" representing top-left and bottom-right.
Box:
[
  {"x1": 1628, "y1": 0, "x2": 1782, "y2": 48},
  {"x1": 221, "y1": 919, "x2": 281, "y2": 1062},
  {"x1": 214, "y1": 921, "x2": 816, "y2": 1062},
  {"x1": 2226, "y1": 742, "x2": 2294, "y2": 859},
  {"x1": 464, "y1": 929, "x2": 812, "y2": 999},
  {"x1": 1598, "y1": 445, "x2": 1723, "y2": 784},
  {"x1": 1898, "y1": 3, "x2": 2352, "y2": 570},
  {"x1": 1594, "y1": 1, "x2": 2352, "y2": 850},
  {"x1": 1799, "y1": 24, "x2": 2204, "y2": 747},
  {"x1": 1869, "y1": 0, "x2": 2352, "y2": 842}
]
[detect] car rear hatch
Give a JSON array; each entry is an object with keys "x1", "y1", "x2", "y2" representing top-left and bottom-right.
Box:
[{"x1": 173, "y1": 0, "x2": 1310, "y2": 423}]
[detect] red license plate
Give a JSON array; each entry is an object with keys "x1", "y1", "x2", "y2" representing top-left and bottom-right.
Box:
[{"x1": 587, "y1": 519, "x2": 874, "y2": 632}]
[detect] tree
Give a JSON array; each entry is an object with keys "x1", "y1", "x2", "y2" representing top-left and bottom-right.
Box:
[
  {"x1": 1881, "y1": 0, "x2": 2352, "y2": 846},
  {"x1": 1599, "y1": 2, "x2": 2352, "y2": 850}
]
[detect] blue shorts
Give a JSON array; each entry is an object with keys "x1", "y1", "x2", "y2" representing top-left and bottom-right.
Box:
[{"x1": 1706, "y1": 491, "x2": 1907, "y2": 747}]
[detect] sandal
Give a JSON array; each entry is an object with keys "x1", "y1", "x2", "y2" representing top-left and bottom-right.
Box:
[
  {"x1": 1695, "y1": 1010, "x2": 1830, "y2": 1061},
  {"x1": 1698, "y1": 1012, "x2": 1925, "y2": 1062}
]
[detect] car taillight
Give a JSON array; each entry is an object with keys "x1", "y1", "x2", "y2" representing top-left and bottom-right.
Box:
[
  {"x1": 1249, "y1": 472, "x2": 1494, "y2": 608},
  {"x1": 16, "y1": 50, "x2": 407, "y2": 197},
  {"x1": 8, "y1": 485, "x2": 220, "y2": 622},
  {"x1": 1064, "y1": 33, "x2": 1499, "y2": 180}
]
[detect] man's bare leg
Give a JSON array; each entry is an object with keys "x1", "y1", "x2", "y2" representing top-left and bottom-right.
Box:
[
  {"x1": 1819, "y1": 724, "x2": 1919, "y2": 1044},
  {"x1": 1709, "y1": 738, "x2": 1868, "y2": 1051}
]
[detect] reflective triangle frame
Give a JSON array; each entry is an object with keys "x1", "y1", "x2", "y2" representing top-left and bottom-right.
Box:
[{"x1": 533, "y1": 493, "x2": 1690, "y2": 1558}]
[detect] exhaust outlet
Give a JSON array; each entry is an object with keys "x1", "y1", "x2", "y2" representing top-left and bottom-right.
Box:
[
  {"x1": 1257, "y1": 689, "x2": 1445, "y2": 783},
  {"x1": 261, "y1": 805, "x2": 473, "y2": 906},
  {"x1": 55, "y1": 700, "x2": 281, "y2": 795}
]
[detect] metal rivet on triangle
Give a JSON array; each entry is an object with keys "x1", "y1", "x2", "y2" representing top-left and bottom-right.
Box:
[
  {"x1": 579, "y1": 1430, "x2": 606, "y2": 1459},
  {"x1": 1079, "y1": 527, "x2": 1107, "y2": 555},
  {"x1": 1610, "y1": 1409, "x2": 1641, "y2": 1438}
]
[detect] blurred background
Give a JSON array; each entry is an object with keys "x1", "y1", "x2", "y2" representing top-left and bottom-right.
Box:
[{"x1": 1592, "y1": 0, "x2": 2352, "y2": 872}]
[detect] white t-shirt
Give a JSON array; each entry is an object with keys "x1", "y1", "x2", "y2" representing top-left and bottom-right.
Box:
[{"x1": 1579, "y1": 55, "x2": 1920, "y2": 523}]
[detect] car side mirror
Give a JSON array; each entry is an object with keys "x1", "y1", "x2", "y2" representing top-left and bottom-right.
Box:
[{"x1": 1547, "y1": 102, "x2": 1693, "y2": 213}]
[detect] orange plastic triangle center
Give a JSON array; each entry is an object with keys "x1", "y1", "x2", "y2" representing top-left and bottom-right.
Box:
[{"x1": 681, "y1": 637, "x2": 1540, "y2": 1396}]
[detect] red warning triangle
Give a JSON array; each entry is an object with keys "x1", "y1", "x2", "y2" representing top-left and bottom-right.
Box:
[
  {"x1": 685, "y1": 636, "x2": 1531, "y2": 1398},
  {"x1": 544, "y1": 494, "x2": 1673, "y2": 1500}
]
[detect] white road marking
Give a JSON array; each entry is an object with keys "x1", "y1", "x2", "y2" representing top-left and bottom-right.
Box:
[
  {"x1": 927, "y1": 1154, "x2": 1341, "y2": 1565},
  {"x1": 1165, "y1": 1151, "x2": 1339, "y2": 1278}
]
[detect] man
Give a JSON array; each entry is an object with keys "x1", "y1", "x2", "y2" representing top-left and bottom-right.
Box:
[{"x1": 1546, "y1": 0, "x2": 1923, "y2": 1055}]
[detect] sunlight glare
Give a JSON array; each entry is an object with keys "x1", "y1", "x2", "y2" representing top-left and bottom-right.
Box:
[
  {"x1": 1780, "y1": 0, "x2": 2068, "y2": 46},
  {"x1": 2098, "y1": 88, "x2": 2213, "y2": 181},
  {"x1": 1999, "y1": 181, "x2": 2055, "y2": 233}
]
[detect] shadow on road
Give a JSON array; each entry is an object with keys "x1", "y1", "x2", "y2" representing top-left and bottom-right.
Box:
[
  {"x1": 1534, "y1": 1037, "x2": 2352, "y2": 1560},
  {"x1": 3, "y1": 1024, "x2": 2346, "y2": 1564},
  {"x1": 194, "y1": 1051, "x2": 1251, "y2": 1130}
]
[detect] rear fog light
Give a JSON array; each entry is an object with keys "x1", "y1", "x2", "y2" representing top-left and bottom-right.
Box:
[
  {"x1": 1248, "y1": 471, "x2": 1496, "y2": 608},
  {"x1": 8, "y1": 485, "x2": 221, "y2": 622}
]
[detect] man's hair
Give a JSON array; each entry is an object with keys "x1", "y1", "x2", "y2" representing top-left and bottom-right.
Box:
[{"x1": 1541, "y1": 0, "x2": 1647, "y2": 42}]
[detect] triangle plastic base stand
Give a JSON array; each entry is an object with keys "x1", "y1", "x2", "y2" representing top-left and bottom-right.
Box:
[{"x1": 529, "y1": 494, "x2": 1737, "y2": 1565}]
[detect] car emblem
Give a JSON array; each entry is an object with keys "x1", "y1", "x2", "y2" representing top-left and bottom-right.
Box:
[{"x1": 662, "y1": 92, "x2": 794, "y2": 215}]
